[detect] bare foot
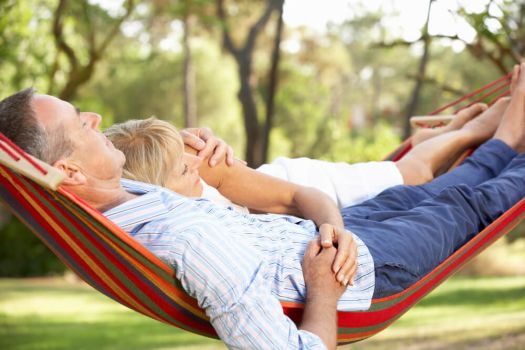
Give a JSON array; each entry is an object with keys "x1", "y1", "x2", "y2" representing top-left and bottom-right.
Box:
[
  {"x1": 411, "y1": 103, "x2": 487, "y2": 146},
  {"x1": 461, "y1": 97, "x2": 510, "y2": 143},
  {"x1": 494, "y1": 63, "x2": 525, "y2": 152}
]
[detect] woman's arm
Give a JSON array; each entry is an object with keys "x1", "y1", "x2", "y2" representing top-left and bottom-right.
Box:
[
  {"x1": 194, "y1": 148, "x2": 358, "y2": 285},
  {"x1": 195, "y1": 149, "x2": 340, "y2": 222}
]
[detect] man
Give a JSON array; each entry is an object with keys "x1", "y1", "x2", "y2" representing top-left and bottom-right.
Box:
[{"x1": 1, "y1": 63, "x2": 524, "y2": 350}]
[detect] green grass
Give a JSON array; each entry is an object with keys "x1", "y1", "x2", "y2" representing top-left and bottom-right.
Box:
[{"x1": 1, "y1": 276, "x2": 525, "y2": 350}]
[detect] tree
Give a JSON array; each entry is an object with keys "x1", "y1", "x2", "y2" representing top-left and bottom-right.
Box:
[
  {"x1": 49, "y1": 0, "x2": 135, "y2": 101},
  {"x1": 181, "y1": 0, "x2": 198, "y2": 127},
  {"x1": 436, "y1": 0, "x2": 523, "y2": 74},
  {"x1": 402, "y1": 0, "x2": 435, "y2": 139},
  {"x1": 217, "y1": 0, "x2": 284, "y2": 167},
  {"x1": 262, "y1": 0, "x2": 284, "y2": 163}
]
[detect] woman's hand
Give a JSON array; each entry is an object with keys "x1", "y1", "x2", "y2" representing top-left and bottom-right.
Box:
[
  {"x1": 318, "y1": 223, "x2": 358, "y2": 286},
  {"x1": 179, "y1": 127, "x2": 235, "y2": 167}
]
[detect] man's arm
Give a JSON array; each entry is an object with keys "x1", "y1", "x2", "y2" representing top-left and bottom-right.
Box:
[
  {"x1": 169, "y1": 225, "x2": 340, "y2": 350},
  {"x1": 301, "y1": 240, "x2": 347, "y2": 350}
]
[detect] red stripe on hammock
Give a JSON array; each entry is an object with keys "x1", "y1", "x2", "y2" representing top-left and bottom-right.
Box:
[
  {"x1": 34, "y1": 183, "x2": 210, "y2": 331},
  {"x1": 57, "y1": 187, "x2": 205, "y2": 313},
  {"x1": 0, "y1": 133, "x2": 48, "y2": 175}
]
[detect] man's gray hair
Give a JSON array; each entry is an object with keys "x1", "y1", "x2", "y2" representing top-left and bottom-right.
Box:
[{"x1": 0, "y1": 88, "x2": 73, "y2": 164}]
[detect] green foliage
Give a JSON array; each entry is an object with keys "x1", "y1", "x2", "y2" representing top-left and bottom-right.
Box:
[
  {"x1": 0, "y1": 0, "x2": 55, "y2": 95},
  {"x1": 0, "y1": 217, "x2": 65, "y2": 277},
  {"x1": 456, "y1": 0, "x2": 524, "y2": 69}
]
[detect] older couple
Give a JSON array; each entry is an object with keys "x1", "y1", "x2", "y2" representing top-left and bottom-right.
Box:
[{"x1": 0, "y1": 63, "x2": 524, "y2": 350}]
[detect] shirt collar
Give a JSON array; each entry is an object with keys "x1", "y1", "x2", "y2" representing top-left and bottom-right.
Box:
[{"x1": 104, "y1": 179, "x2": 180, "y2": 232}]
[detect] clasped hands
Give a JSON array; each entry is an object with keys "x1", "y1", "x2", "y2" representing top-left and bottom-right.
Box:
[{"x1": 303, "y1": 224, "x2": 358, "y2": 300}]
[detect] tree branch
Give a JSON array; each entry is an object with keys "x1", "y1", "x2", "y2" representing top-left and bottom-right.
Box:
[
  {"x1": 81, "y1": 0, "x2": 96, "y2": 54},
  {"x1": 53, "y1": 0, "x2": 79, "y2": 72},
  {"x1": 95, "y1": 0, "x2": 134, "y2": 57},
  {"x1": 216, "y1": 0, "x2": 240, "y2": 58},
  {"x1": 244, "y1": 0, "x2": 279, "y2": 55},
  {"x1": 405, "y1": 73, "x2": 466, "y2": 96}
]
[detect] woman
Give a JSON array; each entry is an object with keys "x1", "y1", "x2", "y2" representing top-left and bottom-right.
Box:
[{"x1": 104, "y1": 101, "x2": 506, "y2": 214}]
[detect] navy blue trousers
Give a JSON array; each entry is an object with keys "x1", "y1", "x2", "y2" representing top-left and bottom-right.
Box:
[{"x1": 341, "y1": 139, "x2": 525, "y2": 298}]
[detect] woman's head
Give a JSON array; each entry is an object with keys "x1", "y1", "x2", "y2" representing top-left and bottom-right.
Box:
[{"x1": 104, "y1": 118, "x2": 203, "y2": 196}]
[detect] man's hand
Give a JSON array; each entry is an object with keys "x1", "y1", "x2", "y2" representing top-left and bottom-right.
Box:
[
  {"x1": 179, "y1": 127, "x2": 234, "y2": 167},
  {"x1": 300, "y1": 239, "x2": 346, "y2": 349},
  {"x1": 318, "y1": 224, "x2": 358, "y2": 286},
  {"x1": 302, "y1": 239, "x2": 347, "y2": 301}
]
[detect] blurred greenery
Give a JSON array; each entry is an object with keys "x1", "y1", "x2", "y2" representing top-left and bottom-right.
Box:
[
  {"x1": 0, "y1": 217, "x2": 66, "y2": 277},
  {"x1": 0, "y1": 276, "x2": 524, "y2": 350}
]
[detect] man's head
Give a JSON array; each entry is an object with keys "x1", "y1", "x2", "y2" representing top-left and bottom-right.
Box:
[
  {"x1": 0, "y1": 88, "x2": 71, "y2": 164},
  {"x1": 0, "y1": 89, "x2": 125, "y2": 189}
]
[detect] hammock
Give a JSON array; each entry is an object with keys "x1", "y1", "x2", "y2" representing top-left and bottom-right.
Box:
[{"x1": 0, "y1": 73, "x2": 521, "y2": 345}]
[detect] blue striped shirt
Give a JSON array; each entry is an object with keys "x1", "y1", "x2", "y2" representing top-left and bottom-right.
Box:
[{"x1": 105, "y1": 179, "x2": 375, "y2": 349}]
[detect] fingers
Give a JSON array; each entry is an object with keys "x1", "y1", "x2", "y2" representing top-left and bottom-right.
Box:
[
  {"x1": 337, "y1": 255, "x2": 358, "y2": 286},
  {"x1": 206, "y1": 142, "x2": 233, "y2": 167},
  {"x1": 179, "y1": 129, "x2": 206, "y2": 150},
  {"x1": 304, "y1": 239, "x2": 322, "y2": 260},
  {"x1": 192, "y1": 127, "x2": 234, "y2": 167},
  {"x1": 333, "y1": 231, "x2": 357, "y2": 285},
  {"x1": 318, "y1": 224, "x2": 335, "y2": 248},
  {"x1": 194, "y1": 127, "x2": 217, "y2": 161},
  {"x1": 331, "y1": 228, "x2": 348, "y2": 272},
  {"x1": 224, "y1": 147, "x2": 235, "y2": 166}
]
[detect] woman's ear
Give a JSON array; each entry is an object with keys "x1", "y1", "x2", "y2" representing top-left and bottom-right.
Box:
[{"x1": 53, "y1": 159, "x2": 87, "y2": 186}]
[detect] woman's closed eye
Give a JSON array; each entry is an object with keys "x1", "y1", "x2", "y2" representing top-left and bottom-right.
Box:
[{"x1": 182, "y1": 164, "x2": 188, "y2": 176}]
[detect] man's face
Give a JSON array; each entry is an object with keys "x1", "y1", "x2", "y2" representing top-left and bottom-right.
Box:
[{"x1": 32, "y1": 94, "x2": 125, "y2": 180}]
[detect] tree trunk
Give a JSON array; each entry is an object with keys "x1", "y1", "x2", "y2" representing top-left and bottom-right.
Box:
[
  {"x1": 51, "y1": 0, "x2": 134, "y2": 101},
  {"x1": 182, "y1": 9, "x2": 198, "y2": 128},
  {"x1": 403, "y1": 0, "x2": 434, "y2": 139},
  {"x1": 262, "y1": 0, "x2": 284, "y2": 163},
  {"x1": 237, "y1": 57, "x2": 264, "y2": 166},
  {"x1": 217, "y1": 0, "x2": 280, "y2": 167}
]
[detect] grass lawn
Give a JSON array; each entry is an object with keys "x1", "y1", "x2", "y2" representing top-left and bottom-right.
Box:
[{"x1": 1, "y1": 276, "x2": 525, "y2": 350}]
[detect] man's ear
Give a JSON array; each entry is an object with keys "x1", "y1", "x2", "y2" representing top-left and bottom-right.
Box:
[{"x1": 53, "y1": 159, "x2": 87, "y2": 186}]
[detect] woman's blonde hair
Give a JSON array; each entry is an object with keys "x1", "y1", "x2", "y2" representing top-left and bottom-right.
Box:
[{"x1": 104, "y1": 118, "x2": 184, "y2": 186}]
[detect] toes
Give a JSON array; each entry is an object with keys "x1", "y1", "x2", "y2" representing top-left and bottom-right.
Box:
[
  {"x1": 449, "y1": 103, "x2": 488, "y2": 130},
  {"x1": 515, "y1": 63, "x2": 525, "y2": 96},
  {"x1": 457, "y1": 103, "x2": 488, "y2": 120}
]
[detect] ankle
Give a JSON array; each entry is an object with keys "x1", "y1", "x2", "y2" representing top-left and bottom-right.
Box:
[{"x1": 396, "y1": 157, "x2": 434, "y2": 186}]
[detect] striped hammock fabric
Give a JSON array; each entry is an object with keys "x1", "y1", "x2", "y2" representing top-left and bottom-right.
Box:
[{"x1": 0, "y1": 72, "x2": 521, "y2": 344}]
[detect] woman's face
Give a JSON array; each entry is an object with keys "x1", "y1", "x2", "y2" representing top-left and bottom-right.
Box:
[{"x1": 166, "y1": 152, "x2": 203, "y2": 197}]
